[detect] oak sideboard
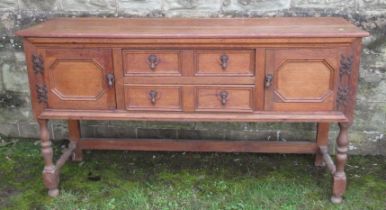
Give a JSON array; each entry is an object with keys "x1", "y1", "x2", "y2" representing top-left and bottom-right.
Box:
[{"x1": 16, "y1": 17, "x2": 368, "y2": 203}]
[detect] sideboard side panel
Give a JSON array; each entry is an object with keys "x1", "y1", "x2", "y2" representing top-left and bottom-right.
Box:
[
  {"x1": 23, "y1": 40, "x2": 46, "y2": 119},
  {"x1": 339, "y1": 38, "x2": 363, "y2": 122}
]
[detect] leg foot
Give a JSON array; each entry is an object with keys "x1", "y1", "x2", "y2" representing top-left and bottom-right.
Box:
[
  {"x1": 71, "y1": 151, "x2": 83, "y2": 162},
  {"x1": 48, "y1": 189, "x2": 59, "y2": 197},
  {"x1": 314, "y1": 158, "x2": 326, "y2": 167},
  {"x1": 42, "y1": 165, "x2": 59, "y2": 197},
  {"x1": 331, "y1": 195, "x2": 343, "y2": 204}
]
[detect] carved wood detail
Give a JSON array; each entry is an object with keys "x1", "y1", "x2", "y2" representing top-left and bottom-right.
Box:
[
  {"x1": 336, "y1": 54, "x2": 353, "y2": 110},
  {"x1": 32, "y1": 53, "x2": 48, "y2": 107},
  {"x1": 336, "y1": 86, "x2": 349, "y2": 108},
  {"x1": 36, "y1": 84, "x2": 48, "y2": 106},
  {"x1": 32, "y1": 54, "x2": 44, "y2": 75},
  {"x1": 339, "y1": 55, "x2": 353, "y2": 77}
]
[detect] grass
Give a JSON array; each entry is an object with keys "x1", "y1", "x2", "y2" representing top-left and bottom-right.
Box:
[{"x1": 0, "y1": 136, "x2": 385, "y2": 210}]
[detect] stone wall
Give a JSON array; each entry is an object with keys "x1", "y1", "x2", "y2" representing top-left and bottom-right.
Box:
[{"x1": 0, "y1": 0, "x2": 385, "y2": 155}]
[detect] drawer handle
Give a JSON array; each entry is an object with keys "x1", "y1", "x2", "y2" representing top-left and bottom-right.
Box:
[
  {"x1": 106, "y1": 73, "x2": 115, "y2": 87},
  {"x1": 219, "y1": 54, "x2": 229, "y2": 70},
  {"x1": 148, "y1": 90, "x2": 159, "y2": 105},
  {"x1": 265, "y1": 74, "x2": 273, "y2": 88},
  {"x1": 148, "y1": 54, "x2": 160, "y2": 70},
  {"x1": 218, "y1": 90, "x2": 229, "y2": 105}
]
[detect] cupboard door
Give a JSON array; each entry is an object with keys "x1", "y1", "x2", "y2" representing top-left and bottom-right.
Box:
[
  {"x1": 44, "y1": 48, "x2": 116, "y2": 110},
  {"x1": 265, "y1": 48, "x2": 339, "y2": 111}
]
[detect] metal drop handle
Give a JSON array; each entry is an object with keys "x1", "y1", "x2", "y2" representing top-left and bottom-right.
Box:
[
  {"x1": 148, "y1": 54, "x2": 160, "y2": 71},
  {"x1": 218, "y1": 90, "x2": 229, "y2": 105},
  {"x1": 219, "y1": 54, "x2": 229, "y2": 70},
  {"x1": 149, "y1": 90, "x2": 158, "y2": 105},
  {"x1": 265, "y1": 74, "x2": 273, "y2": 88},
  {"x1": 106, "y1": 73, "x2": 114, "y2": 87}
]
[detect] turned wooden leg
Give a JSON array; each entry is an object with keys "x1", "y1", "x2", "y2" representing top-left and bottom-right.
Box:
[
  {"x1": 315, "y1": 123, "x2": 330, "y2": 167},
  {"x1": 331, "y1": 122, "x2": 350, "y2": 204},
  {"x1": 38, "y1": 119, "x2": 59, "y2": 197},
  {"x1": 68, "y1": 120, "x2": 83, "y2": 161}
]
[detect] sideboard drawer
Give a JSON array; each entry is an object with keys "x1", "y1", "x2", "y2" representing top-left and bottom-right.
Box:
[
  {"x1": 194, "y1": 50, "x2": 254, "y2": 76},
  {"x1": 195, "y1": 87, "x2": 254, "y2": 112},
  {"x1": 123, "y1": 50, "x2": 182, "y2": 76},
  {"x1": 124, "y1": 86, "x2": 182, "y2": 111}
]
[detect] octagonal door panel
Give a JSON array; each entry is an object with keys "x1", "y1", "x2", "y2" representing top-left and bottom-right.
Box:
[
  {"x1": 44, "y1": 48, "x2": 116, "y2": 109},
  {"x1": 265, "y1": 48, "x2": 339, "y2": 111}
]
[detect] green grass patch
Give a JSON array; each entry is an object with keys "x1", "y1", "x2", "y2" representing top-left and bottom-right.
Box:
[{"x1": 0, "y1": 137, "x2": 385, "y2": 210}]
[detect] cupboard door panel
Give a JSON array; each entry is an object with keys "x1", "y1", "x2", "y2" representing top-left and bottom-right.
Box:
[
  {"x1": 265, "y1": 48, "x2": 339, "y2": 111},
  {"x1": 44, "y1": 48, "x2": 116, "y2": 110}
]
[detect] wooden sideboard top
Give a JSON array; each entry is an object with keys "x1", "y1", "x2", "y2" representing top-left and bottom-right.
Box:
[{"x1": 16, "y1": 17, "x2": 368, "y2": 38}]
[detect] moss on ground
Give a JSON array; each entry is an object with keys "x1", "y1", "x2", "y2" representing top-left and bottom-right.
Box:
[{"x1": 0, "y1": 136, "x2": 385, "y2": 210}]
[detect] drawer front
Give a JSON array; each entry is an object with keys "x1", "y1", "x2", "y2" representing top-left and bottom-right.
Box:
[
  {"x1": 195, "y1": 50, "x2": 254, "y2": 76},
  {"x1": 265, "y1": 48, "x2": 339, "y2": 111},
  {"x1": 195, "y1": 87, "x2": 254, "y2": 112},
  {"x1": 124, "y1": 86, "x2": 182, "y2": 111},
  {"x1": 43, "y1": 48, "x2": 116, "y2": 110},
  {"x1": 123, "y1": 50, "x2": 181, "y2": 76}
]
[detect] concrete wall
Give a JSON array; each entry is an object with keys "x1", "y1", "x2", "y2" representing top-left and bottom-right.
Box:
[{"x1": 0, "y1": 0, "x2": 385, "y2": 155}]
